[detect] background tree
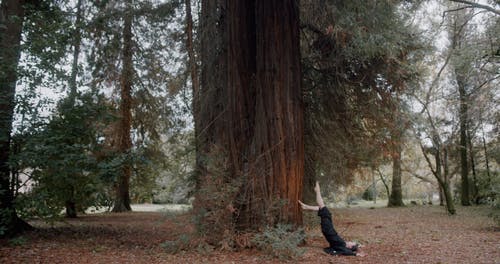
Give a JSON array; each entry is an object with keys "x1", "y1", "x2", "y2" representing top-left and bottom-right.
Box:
[
  {"x1": 86, "y1": 0, "x2": 183, "y2": 212},
  {"x1": 14, "y1": 93, "x2": 112, "y2": 219},
  {"x1": 113, "y1": 0, "x2": 134, "y2": 212},
  {"x1": 0, "y1": 0, "x2": 36, "y2": 237},
  {"x1": 300, "y1": 0, "x2": 422, "y2": 204},
  {"x1": 445, "y1": 2, "x2": 499, "y2": 206}
]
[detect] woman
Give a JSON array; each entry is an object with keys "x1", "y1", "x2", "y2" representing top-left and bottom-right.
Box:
[{"x1": 299, "y1": 182, "x2": 363, "y2": 256}]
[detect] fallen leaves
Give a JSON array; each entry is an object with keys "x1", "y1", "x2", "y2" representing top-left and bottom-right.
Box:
[{"x1": 0, "y1": 206, "x2": 498, "y2": 263}]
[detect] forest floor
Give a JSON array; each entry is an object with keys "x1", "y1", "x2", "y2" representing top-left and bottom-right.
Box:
[{"x1": 1, "y1": 204, "x2": 499, "y2": 264}]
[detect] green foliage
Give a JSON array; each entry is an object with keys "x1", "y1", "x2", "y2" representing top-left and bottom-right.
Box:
[
  {"x1": 152, "y1": 131, "x2": 194, "y2": 204},
  {"x1": 12, "y1": 92, "x2": 114, "y2": 219},
  {"x1": 362, "y1": 184, "x2": 377, "y2": 201},
  {"x1": 193, "y1": 145, "x2": 241, "y2": 246},
  {"x1": 161, "y1": 234, "x2": 191, "y2": 254},
  {"x1": 20, "y1": 1, "x2": 72, "y2": 88},
  {"x1": 8, "y1": 236, "x2": 28, "y2": 247},
  {"x1": 0, "y1": 208, "x2": 12, "y2": 236},
  {"x1": 301, "y1": 0, "x2": 425, "y2": 186},
  {"x1": 251, "y1": 224, "x2": 306, "y2": 260}
]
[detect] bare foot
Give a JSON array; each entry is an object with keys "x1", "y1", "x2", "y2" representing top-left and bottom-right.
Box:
[{"x1": 356, "y1": 252, "x2": 367, "y2": 257}]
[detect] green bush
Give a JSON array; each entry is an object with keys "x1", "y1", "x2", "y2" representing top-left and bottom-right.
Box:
[{"x1": 252, "y1": 224, "x2": 306, "y2": 260}]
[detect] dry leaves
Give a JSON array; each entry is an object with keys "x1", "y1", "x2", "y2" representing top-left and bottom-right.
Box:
[{"x1": 1, "y1": 205, "x2": 498, "y2": 263}]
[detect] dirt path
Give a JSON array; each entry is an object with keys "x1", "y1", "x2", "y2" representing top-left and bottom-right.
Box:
[{"x1": 1, "y1": 205, "x2": 498, "y2": 263}]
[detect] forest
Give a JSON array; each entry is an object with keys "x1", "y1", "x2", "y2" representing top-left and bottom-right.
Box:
[{"x1": 0, "y1": 0, "x2": 499, "y2": 263}]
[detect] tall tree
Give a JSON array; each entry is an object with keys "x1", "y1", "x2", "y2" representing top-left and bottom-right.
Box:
[
  {"x1": 113, "y1": 0, "x2": 134, "y2": 212},
  {"x1": 184, "y1": 0, "x2": 202, "y2": 186},
  {"x1": 65, "y1": 0, "x2": 83, "y2": 218},
  {"x1": 195, "y1": 0, "x2": 303, "y2": 242},
  {"x1": 300, "y1": 0, "x2": 422, "y2": 199},
  {"x1": 0, "y1": 0, "x2": 37, "y2": 237},
  {"x1": 87, "y1": 0, "x2": 181, "y2": 212},
  {"x1": 457, "y1": 66, "x2": 471, "y2": 206}
]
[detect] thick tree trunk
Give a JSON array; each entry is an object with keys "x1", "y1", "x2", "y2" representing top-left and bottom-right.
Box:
[
  {"x1": 113, "y1": 1, "x2": 133, "y2": 212},
  {"x1": 195, "y1": 0, "x2": 303, "y2": 237},
  {"x1": 457, "y1": 80, "x2": 470, "y2": 206},
  {"x1": 0, "y1": 0, "x2": 33, "y2": 237},
  {"x1": 245, "y1": 0, "x2": 303, "y2": 228},
  {"x1": 302, "y1": 156, "x2": 316, "y2": 204},
  {"x1": 192, "y1": 0, "x2": 228, "y2": 245}
]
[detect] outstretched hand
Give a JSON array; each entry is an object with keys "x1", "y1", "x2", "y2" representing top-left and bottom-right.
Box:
[
  {"x1": 298, "y1": 200, "x2": 305, "y2": 209},
  {"x1": 298, "y1": 200, "x2": 320, "y2": 211},
  {"x1": 314, "y1": 181, "x2": 321, "y2": 193}
]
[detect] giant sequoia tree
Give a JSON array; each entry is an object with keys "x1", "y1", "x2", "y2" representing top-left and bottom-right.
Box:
[{"x1": 195, "y1": 0, "x2": 303, "y2": 242}]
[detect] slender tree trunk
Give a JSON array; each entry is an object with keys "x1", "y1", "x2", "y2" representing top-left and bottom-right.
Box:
[
  {"x1": 69, "y1": 0, "x2": 82, "y2": 102},
  {"x1": 438, "y1": 185, "x2": 444, "y2": 206},
  {"x1": 184, "y1": 0, "x2": 202, "y2": 186},
  {"x1": 388, "y1": 112, "x2": 404, "y2": 207},
  {"x1": 435, "y1": 148, "x2": 455, "y2": 214},
  {"x1": 481, "y1": 127, "x2": 491, "y2": 184},
  {"x1": 64, "y1": 0, "x2": 83, "y2": 217},
  {"x1": 372, "y1": 169, "x2": 377, "y2": 204},
  {"x1": 421, "y1": 144, "x2": 455, "y2": 214},
  {"x1": 467, "y1": 129, "x2": 478, "y2": 203},
  {"x1": 377, "y1": 169, "x2": 391, "y2": 199},
  {"x1": 185, "y1": 0, "x2": 199, "y2": 114},
  {"x1": 442, "y1": 146, "x2": 455, "y2": 214},
  {"x1": 0, "y1": 0, "x2": 34, "y2": 238},
  {"x1": 113, "y1": 0, "x2": 133, "y2": 212},
  {"x1": 441, "y1": 181, "x2": 455, "y2": 214},
  {"x1": 457, "y1": 79, "x2": 470, "y2": 206}
]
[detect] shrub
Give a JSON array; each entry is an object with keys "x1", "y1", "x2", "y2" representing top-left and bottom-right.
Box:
[{"x1": 252, "y1": 224, "x2": 306, "y2": 260}]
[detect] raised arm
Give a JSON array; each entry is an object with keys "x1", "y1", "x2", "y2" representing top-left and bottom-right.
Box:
[
  {"x1": 298, "y1": 181, "x2": 325, "y2": 211},
  {"x1": 314, "y1": 181, "x2": 325, "y2": 209}
]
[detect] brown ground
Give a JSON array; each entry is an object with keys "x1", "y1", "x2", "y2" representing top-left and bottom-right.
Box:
[{"x1": 1, "y1": 205, "x2": 498, "y2": 264}]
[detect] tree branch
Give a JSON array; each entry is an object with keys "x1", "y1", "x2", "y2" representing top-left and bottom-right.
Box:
[{"x1": 449, "y1": 0, "x2": 500, "y2": 15}]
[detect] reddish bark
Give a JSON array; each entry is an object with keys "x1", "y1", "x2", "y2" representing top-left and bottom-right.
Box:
[
  {"x1": 113, "y1": 1, "x2": 133, "y2": 212},
  {"x1": 195, "y1": 0, "x2": 303, "y2": 232}
]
